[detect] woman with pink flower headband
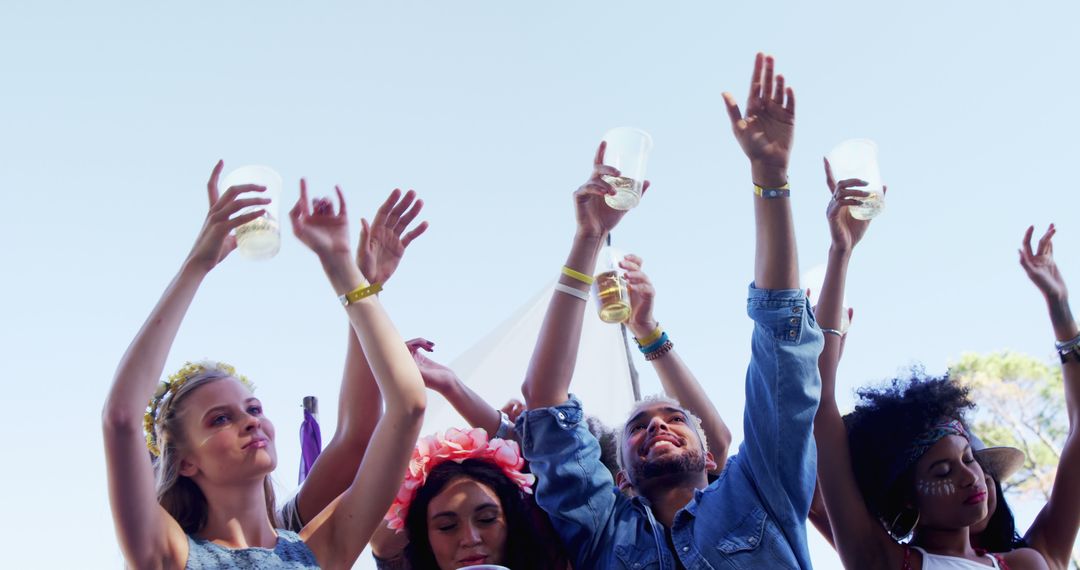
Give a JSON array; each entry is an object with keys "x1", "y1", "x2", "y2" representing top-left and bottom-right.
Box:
[{"x1": 371, "y1": 427, "x2": 569, "y2": 570}]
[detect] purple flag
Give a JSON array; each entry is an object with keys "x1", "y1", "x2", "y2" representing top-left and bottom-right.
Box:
[{"x1": 299, "y1": 409, "x2": 323, "y2": 484}]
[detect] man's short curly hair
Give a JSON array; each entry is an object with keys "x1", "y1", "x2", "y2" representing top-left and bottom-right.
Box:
[{"x1": 843, "y1": 369, "x2": 975, "y2": 531}]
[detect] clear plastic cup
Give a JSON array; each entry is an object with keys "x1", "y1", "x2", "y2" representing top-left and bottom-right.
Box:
[
  {"x1": 601, "y1": 127, "x2": 653, "y2": 211},
  {"x1": 826, "y1": 139, "x2": 884, "y2": 221},
  {"x1": 220, "y1": 165, "x2": 283, "y2": 260}
]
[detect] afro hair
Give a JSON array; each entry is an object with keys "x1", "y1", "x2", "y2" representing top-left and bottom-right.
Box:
[{"x1": 843, "y1": 369, "x2": 975, "y2": 529}]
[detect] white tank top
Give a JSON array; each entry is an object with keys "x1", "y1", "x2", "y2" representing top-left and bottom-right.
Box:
[{"x1": 912, "y1": 546, "x2": 1001, "y2": 569}]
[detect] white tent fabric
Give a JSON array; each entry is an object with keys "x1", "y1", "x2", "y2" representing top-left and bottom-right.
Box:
[{"x1": 420, "y1": 279, "x2": 639, "y2": 435}]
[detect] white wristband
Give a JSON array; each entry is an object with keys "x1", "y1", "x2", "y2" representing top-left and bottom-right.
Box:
[{"x1": 554, "y1": 282, "x2": 589, "y2": 301}]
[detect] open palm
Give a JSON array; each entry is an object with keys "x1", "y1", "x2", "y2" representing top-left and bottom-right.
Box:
[
  {"x1": 723, "y1": 53, "x2": 795, "y2": 172},
  {"x1": 1020, "y1": 224, "x2": 1068, "y2": 302},
  {"x1": 358, "y1": 189, "x2": 428, "y2": 284},
  {"x1": 289, "y1": 180, "x2": 351, "y2": 258}
]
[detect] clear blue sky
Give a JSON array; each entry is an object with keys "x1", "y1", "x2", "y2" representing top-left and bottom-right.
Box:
[{"x1": 2, "y1": 1, "x2": 1078, "y2": 567}]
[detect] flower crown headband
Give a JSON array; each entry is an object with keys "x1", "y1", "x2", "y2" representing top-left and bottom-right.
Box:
[
  {"x1": 384, "y1": 427, "x2": 536, "y2": 533},
  {"x1": 143, "y1": 361, "x2": 253, "y2": 457}
]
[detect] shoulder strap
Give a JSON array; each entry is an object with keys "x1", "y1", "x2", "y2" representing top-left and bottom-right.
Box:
[
  {"x1": 991, "y1": 553, "x2": 1009, "y2": 570},
  {"x1": 902, "y1": 545, "x2": 913, "y2": 570}
]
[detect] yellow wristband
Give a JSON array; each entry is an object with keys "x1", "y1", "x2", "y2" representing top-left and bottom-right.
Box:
[
  {"x1": 635, "y1": 325, "x2": 664, "y2": 346},
  {"x1": 561, "y1": 266, "x2": 595, "y2": 285},
  {"x1": 753, "y1": 182, "x2": 791, "y2": 198},
  {"x1": 339, "y1": 282, "x2": 382, "y2": 306}
]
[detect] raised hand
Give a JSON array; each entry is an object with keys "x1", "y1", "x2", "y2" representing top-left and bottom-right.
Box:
[
  {"x1": 406, "y1": 337, "x2": 459, "y2": 394},
  {"x1": 358, "y1": 189, "x2": 429, "y2": 284},
  {"x1": 500, "y1": 399, "x2": 526, "y2": 424},
  {"x1": 574, "y1": 141, "x2": 650, "y2": 238},
  {"x1": 1020, "y1": 224, "x2": 1068, "y2": 303},
  {"x1": 619, "y1": 254, "x2": 658, "y2": 337},
  {"x1": 289, "y1": 180, "x2": 351, "y2": 259},
  {"x1": 824, "y1": 158, "x2": 879, "y2": 253},
  {"x1": 187, "y1": 160, "x2": 270, "y2": 272},
  {"x1": 722, "y1": 53, "x2": 795, "y2": 188}
]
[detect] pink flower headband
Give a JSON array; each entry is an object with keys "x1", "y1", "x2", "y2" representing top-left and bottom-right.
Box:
[{"x1": 384, "y1": 427, "x2": 535, "y2": 532}]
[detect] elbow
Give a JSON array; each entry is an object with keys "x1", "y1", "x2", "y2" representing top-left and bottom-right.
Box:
[
  {"x1": 101, "y1": 401, "x2": 141, "y2": 433},
  {"x1": 399, "y1": 389, "x2": 427, "y2": 421}
]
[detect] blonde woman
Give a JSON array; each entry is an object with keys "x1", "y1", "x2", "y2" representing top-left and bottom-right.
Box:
[{"x1": 102, "y1": 161, "x2": 426, "y2": 569}]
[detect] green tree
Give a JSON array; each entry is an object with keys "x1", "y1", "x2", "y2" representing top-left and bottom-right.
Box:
[{"x1": 951, "y1": 350, "x2": 1077, "y2": 568}]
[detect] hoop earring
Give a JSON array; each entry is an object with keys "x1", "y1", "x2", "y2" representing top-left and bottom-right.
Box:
[{"x1": 887, "y1": 508, "x2": 921, "y2": 539}]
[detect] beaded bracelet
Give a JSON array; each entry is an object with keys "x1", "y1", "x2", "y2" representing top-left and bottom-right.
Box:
[
  {"x1": 644, "y1": 340, "x2": 674, "y2": 361},
  {"x1": 638, "y1": 332, "x2": 670, "y2": 354}
]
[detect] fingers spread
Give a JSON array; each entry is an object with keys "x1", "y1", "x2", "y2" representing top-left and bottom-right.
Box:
[
  {"x1": 387, "y1": 189, "x2": 416, "y2": 226},
  {"x1": 784, "y1": 86, "x2": 795, "y2": 113},
  {"x1": 334, "y1": 185, "x2": 347, "y2": 217},
  {"x1": 594, "y1": 140, "x2": 607, "y2": 166},
  {"x1": 1037, "y1": 224, "x2": 1056, "y2": 256},
  {"x1": 1021, "y1": 225, "x2": 1035, "y2": 258},
  {"x1": 722, "y1": 92, "x2": 744, "y2": 127},
  {"x1": 395, "y1": 198, "x2": 424, "y2": 233},
  {"x1": 749, "y1": 52, "x2": 764, "y2": 102},
  {"x1": 823, "y1": 157, "x2": 836, "y2": 192},
  {"x1": 401, "y1": 221, "x2": 429, "y2": 247},
  {"x1": 762, "y1": 55, "x2": 775, "y2": 103},
  {"x1": 773, "y1": 74, "x2": 786, "y2": 105},
  {"x1": 374, "y1": 188, "x2": 403, "y2": 226},
  {"x1": 207, "y1": 159, "x2": 225, "y2": 206}
]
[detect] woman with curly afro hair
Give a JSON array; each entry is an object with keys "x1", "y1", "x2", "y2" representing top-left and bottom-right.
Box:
[{"x1": 808, "y1": 160, "x2": 1054, "y2": 569}]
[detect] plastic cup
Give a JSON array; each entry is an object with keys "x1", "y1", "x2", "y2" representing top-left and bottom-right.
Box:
[
  {"x1": 220, "y1": 165, "x2": 283, "y2": 260},
  {"x1": 601, "y1": 127, "x2": 653, "y2": 211},
  {"x1": 826, "y1": 139, "x2": 884, "y2": 221}
]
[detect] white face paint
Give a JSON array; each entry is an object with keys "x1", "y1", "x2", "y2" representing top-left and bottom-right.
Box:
[{"x1": 916, "y1": 479, "x2": 957, "y2": 497}]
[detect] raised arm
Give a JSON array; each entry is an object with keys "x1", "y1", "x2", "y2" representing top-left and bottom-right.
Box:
[
  {"x1": 1018, "y1": 224, "x2": 1080, "y2": 570},
  {"x1": 620, "y1": 253, "x2": 732, "y2": 471},
  {"x1": 812, "y1": 160, "x2": 904, "y2": 568},
  {"x1": 520, "y1": 142, "x2": 645, "y2": 409},
  {"x1": 102, "y1": 161, "x2": 269, "y2": 569},
  {"x1": 722, "y1": 52, "x2": 798, "y2": 289},
  {"x1": 287, "y1": 189, "x2": 427, "y2": 528},
  {"x1": 407, "y1": 338, "x2": 513, "y2": 438},
  {"x1": 289, "y1": 182, "x2": 426, "y2": 570}
]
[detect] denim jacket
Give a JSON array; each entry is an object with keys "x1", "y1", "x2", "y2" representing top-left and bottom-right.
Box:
[{"x1": 517, "y1": 285, "x2": 823, "y2": 570}]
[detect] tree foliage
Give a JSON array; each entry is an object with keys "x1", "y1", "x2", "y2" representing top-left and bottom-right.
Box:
[{"x1": 951, "y1": 351, "x2": 1066, "y2": 500}]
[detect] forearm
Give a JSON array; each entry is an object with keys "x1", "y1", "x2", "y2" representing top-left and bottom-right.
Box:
[
  {"x1": 1046, "y1": 295, "x2": 1080, "y2": 429},
  {"x1": 104, "y1": 260, "x2": 207, "y2": 423},
  {"x1": 321, "y1": 253, "x2": 426, "y2": 414},
  {"x1": 522, "y1": 233, "x2": 605, "y2": 408},
  {"x1": 441, "y1": 378, "x2": 503, "y2": 436},
  {"x1": 337, "y1": 327, "x2": 383, "y2": 443},
  {"x1": 815, "y1": 247, "x2": 850, "y2": 407},
  {"x1": 636, "y1": 336, "x2": 731, "y2": 464},
  {"x1": 751, "y1": 164, "x2": 799, "y2": 290},
  {"x1": 293, "y1": 327, "x2": 384, "y2": 526}
]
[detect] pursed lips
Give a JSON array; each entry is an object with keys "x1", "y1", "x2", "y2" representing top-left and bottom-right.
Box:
[{"x1": 242, "y1": 435, "x2": 268, "y2": 450}]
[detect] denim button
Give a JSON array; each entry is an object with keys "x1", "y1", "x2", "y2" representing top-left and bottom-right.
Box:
[
  {"x1": 557, "y1": 411, "x2": 566, "y2": 420},
  {"x1": 789, "y1": 317, "x2": 799, "y2": 325},
  {"x1": 792, "y1": 306, "x2": 802, "y2": 314},
  {"x1": 682, "y1": 546, "x2": 689, "y2": 552},
  {"x1": 749, "y1": 536, "x2": 757, "y2": 545},
  {"x1": 788, "y1": 330, "x2": 797, "y2": 338}
]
